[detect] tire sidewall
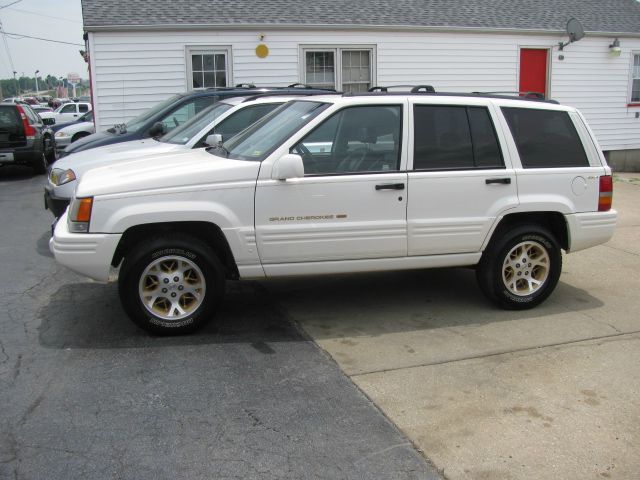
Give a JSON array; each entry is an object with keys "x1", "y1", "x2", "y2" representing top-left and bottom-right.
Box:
[
  {"x1": 484, "y1": 226, "x2": 561, "y2": 309},
  {"x1": 119, "y1": 238, "x2": 223, "y2": 334}
]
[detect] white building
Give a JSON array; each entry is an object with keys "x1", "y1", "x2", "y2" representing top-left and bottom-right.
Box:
[{"x1": 81, "y1": 0, "x2": 640, "y2": 170}]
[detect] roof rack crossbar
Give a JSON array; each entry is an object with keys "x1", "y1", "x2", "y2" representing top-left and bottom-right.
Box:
[{"x1": 368, "y1": 84, "x2": 436, "y2": 93}]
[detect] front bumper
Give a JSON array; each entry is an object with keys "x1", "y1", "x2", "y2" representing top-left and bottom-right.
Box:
[
  {"x1": 50, "y1": 212, "x2": 122, "y2": 282},
  {"x1": 55, "y1": 136, "x2": 71, "y2": 150},
  {"x1": 44, "y1": 178, "x2": 76, "y2": 217},
  {"x1": 44, "y1": 186, "x2": 70, "y2": 218}
]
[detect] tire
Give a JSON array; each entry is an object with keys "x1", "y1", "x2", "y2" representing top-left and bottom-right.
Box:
[
  {"x1": 44, "y1": 135, "x2": 56, "y2": 163},
  {"x1": 31, "y1": 152, "x2": 47, "y2": 174},
  {"x1": 118, "y1": 234, "x2": 225, "y2": 334},
  {"x1": 71, "y1": 131, "x2": 90, "y2": 143},
  {"x1": 476, "y1": 224, "x2": 562, "y2": 309}
]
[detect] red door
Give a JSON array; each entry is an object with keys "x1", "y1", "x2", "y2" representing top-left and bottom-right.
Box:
[{"x1": 519, "y1": 49, "x2": 548, "y2": 97}]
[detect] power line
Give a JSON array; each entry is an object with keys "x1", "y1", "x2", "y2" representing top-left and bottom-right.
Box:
[
  {"x1": 0, "y1": 30, "x2": 84, "y2": 46},
  {"x1": 0, "y1": 20, "x2": 15, "y2": 74},
  {"x1": 0, "y1": 0, "x2": 22, "y2": 10},
  {"x1": 6, "y1": 7, "x2": 81, "y2": 24}
]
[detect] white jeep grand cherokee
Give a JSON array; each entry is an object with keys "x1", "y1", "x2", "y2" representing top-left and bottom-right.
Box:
[{"x1": 51, "y1": 92, "x2": 617, "y2": 334}]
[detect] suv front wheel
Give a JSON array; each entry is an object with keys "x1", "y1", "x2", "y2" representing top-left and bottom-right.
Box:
[
  {"x1": 476, "y1": 225, "x2": 561, "y2": 309},
  {"x1": 118, "y1": 234, "x2": 225, "y2": 334}
]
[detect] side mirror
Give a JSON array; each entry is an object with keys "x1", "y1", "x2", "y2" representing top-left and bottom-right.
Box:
[
  {"x1": 204, "y1": 133, "x2": 223, "y2": 147},
  {"x1": 148, "y1": 122, "x2": 166, "y2": 138},
  {"x1": 42, "y1": 117, "x2": 55, "y2": 126},
  {"x1": 272, "y1": 154, "x2": 304, "y2": 180}
]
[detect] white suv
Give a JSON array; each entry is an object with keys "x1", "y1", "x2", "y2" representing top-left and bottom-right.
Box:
[{"x1": 50, "y1": 92, "x2": 617, "y2": 334}]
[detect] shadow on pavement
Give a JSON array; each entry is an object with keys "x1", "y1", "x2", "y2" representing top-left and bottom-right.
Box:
[
  {"x1": 36, "y1": 230, "x2": 54, "y2": 258},
  {"x1": 38, "y1": 280, "x2": 301, "y2": 349},
  {"x1": 263, "y1": 267, "x2": 605, "y2": 340},
  {"x1": 0, "y1": 165, "x2": 40, "y2": 180}
]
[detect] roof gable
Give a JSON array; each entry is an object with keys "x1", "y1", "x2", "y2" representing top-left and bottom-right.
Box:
[{"x1": 81, "y1": 0, "x2": 640, "y2": 34}]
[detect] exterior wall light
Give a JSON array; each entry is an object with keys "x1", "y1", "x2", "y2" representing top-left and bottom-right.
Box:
[{"x1": 609, "y1": 38, "x2": 621, "y2": 57}]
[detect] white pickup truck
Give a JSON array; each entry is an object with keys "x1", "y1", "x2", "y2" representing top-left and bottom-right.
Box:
[{"x1": 51, "y1": 92, "x2": 617, "y2": 334}]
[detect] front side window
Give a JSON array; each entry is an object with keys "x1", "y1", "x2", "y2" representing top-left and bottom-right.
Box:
[
  {"x1": 501, "y1": 107, "x2": 588, "y2": 168},
  {"x1": 59, "y1": 104, "x2": 76, "y2": 114},
  {"x1": 303, "y1": 46, "x2": 374, "y2": 92},
  {"x1": 632, "y1": 54, "x2": 640, "y2": 102},
  {"x1": 220, "y1": 101, "x2": 330, "y2": 161},
  {"x1": 413, "y1": 105, "x2": 503, "y2": 170},
  {"x1": 292, "y1": 105, "x2": 402, "y2": 175},
  {"x1": 188, "y1": 47, "x2": 230, "y2": 90}
]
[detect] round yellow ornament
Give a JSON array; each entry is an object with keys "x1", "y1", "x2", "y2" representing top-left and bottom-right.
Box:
[{"x1": 255, "y1": 44, "x2": 269, "y2": 58}]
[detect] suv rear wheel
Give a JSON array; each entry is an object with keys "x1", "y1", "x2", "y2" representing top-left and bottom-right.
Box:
[
  {"x1": 118, "y1": 234, "x2": 225, "y2": 334},
  {"x1": 476, "y1": 225, "x2": 561, "y2": 309}
]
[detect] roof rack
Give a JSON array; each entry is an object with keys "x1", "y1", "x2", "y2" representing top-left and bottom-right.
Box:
[
  {"x1": 368, "y1": 85, "x2": 435, "y2": 93},
  {"x1": 241, "y1": 91, "x2": 340, "y2": 102},
  {"x1": 472, "y1": 91, "x2": 546, "y2": 100},
  {"x1": 345, "y1": 89, "x2": 559, "y2": 104}
]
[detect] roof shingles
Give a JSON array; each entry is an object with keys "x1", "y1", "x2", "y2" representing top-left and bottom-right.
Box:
[{"x1": 81, "y1": 0, "x2": 640, "y2": 34}]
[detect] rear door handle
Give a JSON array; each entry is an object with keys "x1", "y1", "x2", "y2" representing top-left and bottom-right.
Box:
[
  {"x1": 375, "y1": 183, "x2": 405, "y2": 191},
  {"x1": 485, "y1": 177, "x2": 511, "y2": 185}
]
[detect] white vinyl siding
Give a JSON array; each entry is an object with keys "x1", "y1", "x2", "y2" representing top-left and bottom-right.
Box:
[{"x1": 89, "y1": 30, "x2": 640, "y2": 151}]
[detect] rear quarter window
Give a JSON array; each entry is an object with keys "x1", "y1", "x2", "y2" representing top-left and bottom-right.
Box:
[
  {"x1": 0, "y1": 106, "x2": 19, "y2": 127},
  {"x1": 501, "y1": 107, "x2": 589, "y2": 168}
]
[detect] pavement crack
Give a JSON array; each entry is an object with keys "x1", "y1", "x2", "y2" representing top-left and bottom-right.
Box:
[
  {"x1": 0, "y1": 339, "x2": 8, "y2": 365},
  {"x1": 602, "y1": 244, "x2": 640, "y2": 257},
  {"x1": 351, "y1": 330, "x2": 640, "y2": 377},
  {"x1": 19, "y1": 378, "x2": 54, "y2": 426}
]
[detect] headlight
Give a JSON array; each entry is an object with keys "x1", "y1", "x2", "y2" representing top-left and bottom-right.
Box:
[
  {"x1": 49, "y1": 168, "x2": 76, "y2": 186},
  {"x1": 67, "y1": 197, "x2": 93, "y2": 233},
  {"x1": 55, "y1": 131, "x2": 68, "y2": 138}
]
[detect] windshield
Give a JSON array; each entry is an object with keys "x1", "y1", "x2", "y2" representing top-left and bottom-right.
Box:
[
  {"x1": 160, "y1": 102, "x2": 233, "y2": 145},
  {"x1": 123, "y1": 94, "x2": 181, "y2": 133},
  {"x1": 220, "y1": 101, "x2": 330, "y2": 161}
]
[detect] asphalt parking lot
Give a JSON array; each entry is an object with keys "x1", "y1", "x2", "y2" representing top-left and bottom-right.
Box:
[{"x1": 0, "y1": 167, "x2": 440, "y2": 480}]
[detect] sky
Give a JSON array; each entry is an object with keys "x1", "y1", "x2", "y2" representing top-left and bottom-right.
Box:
[{"x1": 0, "y1": 0, "x2": 85, "y2": 79}]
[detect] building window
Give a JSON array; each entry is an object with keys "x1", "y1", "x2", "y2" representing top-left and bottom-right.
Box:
[
  {"x1": 632, "y1": 54, "x2": 640, "y2": 102},
  {"x1": 187, "y1": 46, "x2": 231, "y2": 90},
  {"x1": 302, "y1": 46, "x2": 375, "y2": 92}
]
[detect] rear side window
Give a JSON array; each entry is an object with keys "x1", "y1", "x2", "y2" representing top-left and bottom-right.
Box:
[
  {"x1": 501, "y1": 107, "x2": 588, "y2": 168},
  {"x1": 79, "y1": 104, "x2": 89, "y2": 112},
  {"x1": 413, "y1": 105, "x2": 503, "y2": 170},
  {"x1": 0, "y1": 106, "x2": 20, "y2": 128}
]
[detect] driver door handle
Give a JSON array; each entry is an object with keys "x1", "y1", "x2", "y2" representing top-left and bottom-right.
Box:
[
  {"x1": 375, "y1": 183, "x2": 405, "y2": 191},
  {"x1": 485, "y1": 177, "x2": 511, "y2": 185}
]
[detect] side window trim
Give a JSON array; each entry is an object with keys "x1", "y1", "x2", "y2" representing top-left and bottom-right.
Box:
[
  {"x1": 290, "y1": 103, "x2": 404, "y2": 177},
  {"x1": 411, "y1": 104, "x2": 505, "y2": 172}
]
